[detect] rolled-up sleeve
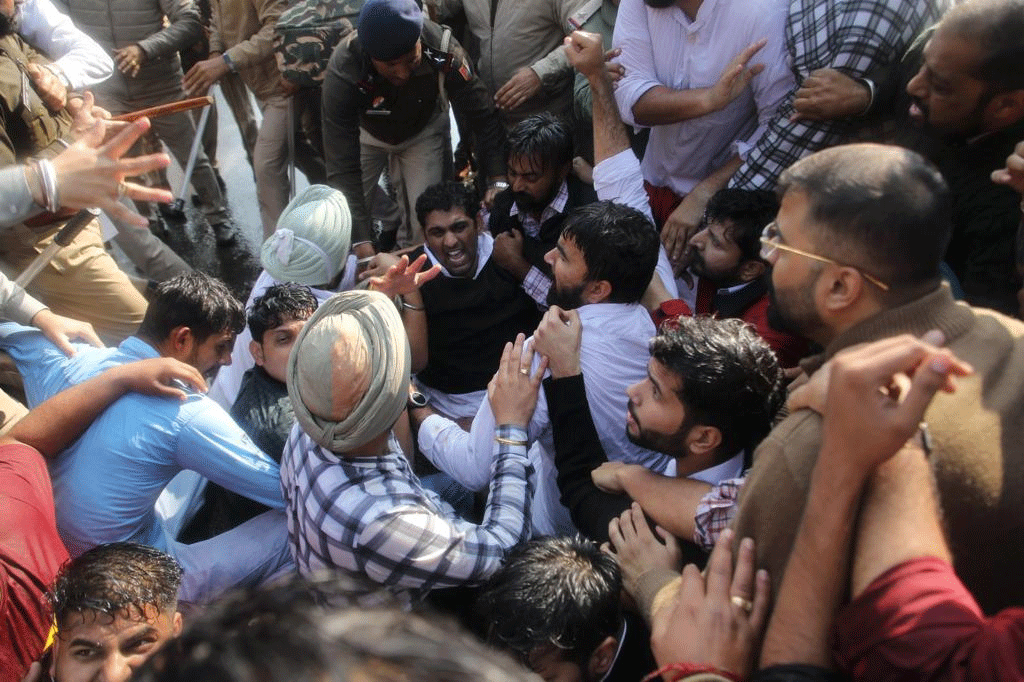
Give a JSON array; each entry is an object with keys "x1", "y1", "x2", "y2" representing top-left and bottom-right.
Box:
[{"x1": 611, "y1": 0, "x2": 662, "y2": 127}]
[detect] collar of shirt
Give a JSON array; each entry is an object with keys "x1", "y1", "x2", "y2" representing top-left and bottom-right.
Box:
[
  {"x1": 680, "y1": 0, "x2": 721, "y2": 32},
  {"x1": 509, "y1": 180, "x2": 570, "y2": 235},
  {"x1": 423, "y1": 232, "x2": 494, "y2": 279},
  {"x1": 689, "y1": 450, "x2": 744, "y2": 485},
  {"x1": 717, "y1": 279, "x2": 754, "y2": 295},
  {"x1": 120, "y1": 336, "x2": 161, "y2": 361}
]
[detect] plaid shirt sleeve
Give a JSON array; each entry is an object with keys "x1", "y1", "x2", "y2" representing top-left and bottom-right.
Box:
[
  {"x1": 732, "y1": 0, "x2": 947, "y2": 190},
  {"x1": 693, "y1": 477, "x2": 744, "y2": 551},
  {"x1": 355, "y1": 425, "x2": 534, "y2": 592},
  {"x1": 522, "y1": 266, "x2": 552, "y2": 307}
]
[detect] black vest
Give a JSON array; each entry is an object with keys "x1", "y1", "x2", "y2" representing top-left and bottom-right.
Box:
[
  {"x1": 414, "y1": 246, "x2": 543, "y2": 395},
  {"x1": 487, "y1": 177, "x2": 597, "y2": 275}
]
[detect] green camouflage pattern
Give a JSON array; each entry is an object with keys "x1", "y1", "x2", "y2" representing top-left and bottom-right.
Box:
[{"x1": 274, "y1": 0, "x2": 363, "y2": 88}]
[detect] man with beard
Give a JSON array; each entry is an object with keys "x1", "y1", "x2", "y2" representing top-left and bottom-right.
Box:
[
  {"x1": 653, "y1": 188, "x2": 808, "y2": 367},
  {"x1": 791, "y1": 0, "x2": 1024, "y2": 316},
  {"x1": 411, "y1": 200, "x2": 676, "y2": 536},
  {"x1": 487, "y1": 113, "x2": 597, "y2": 306},
  {"x1": 633, "y1": 143, "x2": 1024, "y2": 626},
  {"x1": 533, "y1": 311, "x2": 784, "y2": 551},
  {"x1": 0, "y1": 273, "x2": 293, "y2": 605}
]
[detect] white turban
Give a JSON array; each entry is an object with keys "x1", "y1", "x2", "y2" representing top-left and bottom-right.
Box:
[
  {"x1": 287, "y1": 290, "x2": 410, "y2": 452},
  {"x1": 262, "y1": 185, "x2": 352, "y2": 286}
]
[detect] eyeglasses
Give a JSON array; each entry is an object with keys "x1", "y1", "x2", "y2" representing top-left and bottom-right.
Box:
[{"x1": 759, "y1": 222, "x2": 890, "y2": 292}]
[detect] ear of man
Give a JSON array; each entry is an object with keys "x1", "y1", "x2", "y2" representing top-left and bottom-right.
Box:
[
  {"x1": 587, "y1": 635, "x2": 618, "y2": 679},
  {"x1": 583, "y1": 279, "x2": 613, "y2": 304},
  {"x1": 985, "y1": 89, "x2": 1024, "y2": 132},
  {"x1": 250, "y1": 339, "x2": 266, "y2": 368},
  {"x1": 166, "y1": 326, "x2": 196, "y2": 359},
  {"x1": 685, "y1": 424, "x2": 723, "y2": 461},
  {"x1": 738, "y1": 259, "x2": 767, "y2": 283}
]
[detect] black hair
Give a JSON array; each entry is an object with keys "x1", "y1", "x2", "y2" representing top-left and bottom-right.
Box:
[
  {"x1": 137, "y1": 273, "x2": 245, "y2": 344},
  {"x1": 776, "y1": 143, "x2": 951, "y2": 293},
  {"x1": 475, "y1": 536, "x2": 621, "y2": 668},
  {"x1": 651, "y1": 316, "x2": 785, "y2": 459},
  {"x1": 49, "y1": 542, "x2": 182, "y2": 627},
  {"x1": 941, "y1": 0, "x2": 1024, "y2": 91},
  {"x1": 415, "y1": 181, "x2": 479, "y2": 228},
  {"x1": 561, "y1": 201, "x2": 660, "y2": 304},
  {"x1": 506, "y1": 113, "x2": 573, "y2": 171},
  {"x1": 248, "y1": 283, "x2": 319, "y2": 341},
  {"x1": 704, "y1": 188, "x2": 779, "y2": 263},
  {"x1": 133, "y1": 576, "x2": 536, "y2": 682}
]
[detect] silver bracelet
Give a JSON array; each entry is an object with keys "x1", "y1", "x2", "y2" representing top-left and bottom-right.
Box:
[
  {"x1": 34, "y1": 158, "x2": 59, "y2": 213},
  {"x1": 401, "y1": 297, "x2": 424, "y2": 311}
]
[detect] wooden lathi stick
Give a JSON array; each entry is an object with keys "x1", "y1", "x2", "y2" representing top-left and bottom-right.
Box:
[{"x1": 111, "y1": 96, "x2": 214, "y2": 122}]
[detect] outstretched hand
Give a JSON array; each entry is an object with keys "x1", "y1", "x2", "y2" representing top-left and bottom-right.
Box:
[
  {"x1": 705, "y1": 39, "x2": 767, "y2": 113},
  {"x1": 51, "y1": 115, "x2": 174, "y2": 227},
  {"x1": 363, "y1": 253, "x2": 442, "y2": 297},
  {"x1": 649, "y1": 528, "x2": 770, "y2": 680}
]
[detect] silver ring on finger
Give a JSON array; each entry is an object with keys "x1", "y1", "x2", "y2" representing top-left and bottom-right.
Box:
[
  {"x1": 116, "y1": 180, "x2": 127, "y2": 200},
  {"x1": 519, "y1": 368, "x2": 530, "y2": 376},
  {"x1": 730, "y1": 595, "x2": 753, "y2": 613}
]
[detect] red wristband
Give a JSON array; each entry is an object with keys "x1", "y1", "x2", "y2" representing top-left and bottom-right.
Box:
[{"x1": 642, "y1": 662, "x2": 743, "y2": 682}]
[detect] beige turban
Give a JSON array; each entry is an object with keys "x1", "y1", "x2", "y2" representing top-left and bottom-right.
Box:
[{"x1": 287, "y1": 290, "x2": 411, "y2": 452}]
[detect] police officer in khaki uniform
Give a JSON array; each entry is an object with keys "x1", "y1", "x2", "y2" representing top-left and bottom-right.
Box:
[
  {"x1": 322, "y1": 0, "x2": 507, "y2": 254},
  {"x1": 0, "y1": 29, "x2": 149, "y2": 344}
]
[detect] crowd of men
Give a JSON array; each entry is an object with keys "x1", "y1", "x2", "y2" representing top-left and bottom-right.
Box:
[{"x1": 2, "y1": 0, "x2": 1024, "y2": 679}]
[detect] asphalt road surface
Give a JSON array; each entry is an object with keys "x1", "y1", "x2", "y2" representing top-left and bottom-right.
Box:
[{"x1": 116, "y1": 86, "x2": 311, "y2": 302}]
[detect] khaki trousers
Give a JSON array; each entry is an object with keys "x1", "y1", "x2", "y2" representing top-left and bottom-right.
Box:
[{"x1": 0, "y1": 220, "x2": 148, "y2": 344}]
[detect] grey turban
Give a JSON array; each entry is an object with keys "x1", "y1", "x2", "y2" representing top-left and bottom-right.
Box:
[
  {"x1": 262, "y1": 185, "x2": 352, "y2": 287},
  {"x1": 287, "y1": 290, "x2": 411, "y2": 452}
]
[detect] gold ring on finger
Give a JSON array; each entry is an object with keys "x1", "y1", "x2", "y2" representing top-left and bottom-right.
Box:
[
  {"x1": 520, "y1": 368, "x2": 530, "y2": 376},
  {"x1": 730, "y1": 595, "x2": 753, "y2": 613},
  {"x1": 116, "y1": 181, "x2": 127, "y2": 200}
]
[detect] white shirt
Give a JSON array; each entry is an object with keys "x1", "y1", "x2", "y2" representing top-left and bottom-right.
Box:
[
  {"x1": 418, "y1": 302, "x2": 674, "y2": 536},
  {"x1": 592, "y1": 149, "x2": 679, "y2": 300},
  {"x1": 207, "y1": 257, "x2": 358, "y2": 410},
  {"x1": 612, "y1": 0, "x2": 794, "y2": 195},
  {"x1": 19, "y1": 0, "x2": 113, "y2": 90}
]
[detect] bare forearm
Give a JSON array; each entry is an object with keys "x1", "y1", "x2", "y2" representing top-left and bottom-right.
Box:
[
  {"x1": 401, "y1": 292, "x2": 429, "y2": 374},
  {"x1": 589, "y1": 71, "x2": 631, "y2": 165},
  {"x1": 620, "y1": 466, "x2": 711, "y2": 541},
  {"x1": 632, "y1": 85, "x2": 716, "y2": 126},
  {"x1": 700, "y1": 154, "x2": 742, "y2": 197},
  {"x1": 761, "y1": 453, "x2": 868, "y2": 668},
  {"x1": 851, "y1": 447, "x2": 949, "y2": 597}
]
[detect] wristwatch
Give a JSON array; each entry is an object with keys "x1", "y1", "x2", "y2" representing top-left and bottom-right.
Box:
[{"x1": 408, "y1": 390, "x2": 429, "y2": 409}]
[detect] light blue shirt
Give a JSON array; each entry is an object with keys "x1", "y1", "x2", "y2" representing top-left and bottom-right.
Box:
[{"x1": 0, "y1": 325, "x2": 283, "y2": 557}]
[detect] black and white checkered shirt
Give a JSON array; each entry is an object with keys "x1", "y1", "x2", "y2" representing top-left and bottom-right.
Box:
[
  {"x1": 280, "y1": 424, "x2": 534, "y2": 603},
  {"x1": 732, "y1": 0, "x2": 948, "y2": 189}
]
